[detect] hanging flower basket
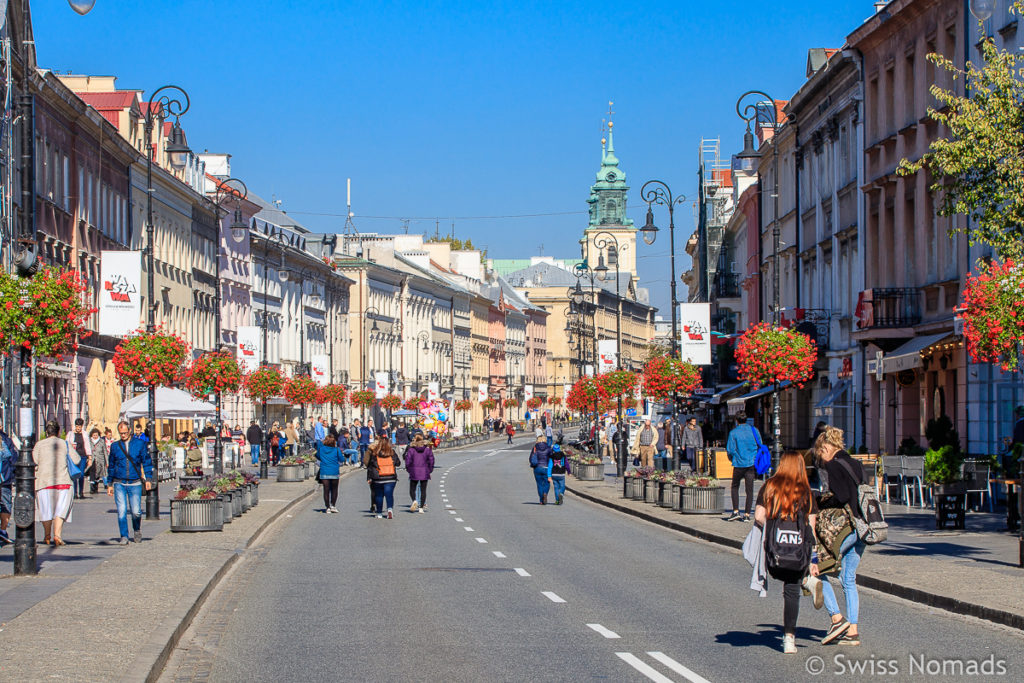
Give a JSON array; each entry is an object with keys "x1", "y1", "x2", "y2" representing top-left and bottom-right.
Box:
[
  {"x1": 316, "y1": 383, "x2": 348, "y2": 406},
  {"x1": 960, "y1": 259, "x2": 1024, "y2": 371},
  {"x1": 0, "y1": 267, "x2": 95, "y2": 358},
  {"x1": 623, "y1": 396, "x2": 638, "y2": 410},
  {"x1": 284, "y1": 375, "x2": 319, "y2": 404},
  {"x1": 350, "y1": 390, "x2": 376, "y2": 408},
  {"x1": 503, "y1": 397, "x2": 520, "y2": 409},
  {"x1": 112, "y1": 327, "x2": 190, "y2": 387},
  {"x1": 735, "y1": 322, "x2": 817, "y2": 388},
  {"x1": 549, "y1": 396, "x2": 562, "y2": 407},
  {"x1": 598, "y1": 370, "x2": 640, "y2": 398},
  {"x1": 379, "y1": 394, "x2": 402, "y2": 410},
  {"x1": 454, "y1": 399, "x2": 472, "y2": 411},
  {"x1": 403, "y1": 397, "x2": 422, "y2": 411},
  {"x1": 526, "y1": 397, "x2": 543, "y2": 410},
  {"x1": 481, "y1": 397, "x2": 497, "y2": 410},
  {"x1": 244, "y1": 366, "x2": 284, "y2": 402},
  {"x1": 566, "y1": 376, "x2": 608, "y2": 413},
  {"x1": 184, "y1": 350, "x2": 242, "y2": 397},
  {"x1": 642, "y1": 356, "x2": 702, "y2": 401}
]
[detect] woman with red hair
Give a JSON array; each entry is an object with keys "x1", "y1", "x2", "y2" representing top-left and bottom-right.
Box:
[{"x1": 754, "y1": 450, "x2": 823, "y2": 654}]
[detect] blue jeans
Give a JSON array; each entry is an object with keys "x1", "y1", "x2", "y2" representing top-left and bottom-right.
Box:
[
  {"x1": 373, "y1": 481, "x2": 396, "y2": 512},
  {"x1": 533, "y1": 468, "x2": 550, "y2": 501},
  {"x1": 822, "y1": 532, "x2": 865, "y2": 624},
  {"x1": 344, "y1": 449, "x2": 359, "y2": 465},
  {"x1": 551, "y1": 475, "x2": 566, "y2": 500},
  {"x1": 113, "y1": 481, "x2": 143, "y2": 539},
  {"x1": 250, "y1": 445, "x2": 260, "y2": 465},
  {"x1": 654, "y1": 451, "x2": 669, "y2": 471},
  {"x1": 546, "y1": 437, "x2": 553, "y2": 447}
]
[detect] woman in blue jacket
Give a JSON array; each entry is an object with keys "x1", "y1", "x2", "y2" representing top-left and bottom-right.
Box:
[
  {"x1": 528, "y1": 437, "x2": 553, "y2": 505},
  {"x1": 315, "y1": 434, "x2": 344, "y2": 513}
]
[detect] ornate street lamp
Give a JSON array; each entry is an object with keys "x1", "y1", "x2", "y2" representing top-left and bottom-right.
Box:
[
  {"x1": 592, "y1": 231, "x2": 629, "y2": 475},
  {"x1": 68, "y1": 0, "x2": 96, "y2": 15}
]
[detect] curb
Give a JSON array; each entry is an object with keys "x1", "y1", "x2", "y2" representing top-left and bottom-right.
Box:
[{"x1": 566, "y1": 480, "x2": 1024, "y2": 634}]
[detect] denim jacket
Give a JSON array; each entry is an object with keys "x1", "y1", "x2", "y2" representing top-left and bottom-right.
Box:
[{"x1": 105, "y1": 437, "x2": 152, "y2": 484}]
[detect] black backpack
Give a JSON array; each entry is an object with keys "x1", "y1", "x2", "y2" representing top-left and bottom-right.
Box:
[{"x1": 764, "y1": 513, "x2": 814, "y2": 579}]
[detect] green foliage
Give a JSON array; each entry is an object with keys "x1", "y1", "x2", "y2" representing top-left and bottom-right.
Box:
[
  {"x1": 427, "y1": 235, "x2": 475, "y2": 251},
  {"x1": 897, "y1": 4, "x2": 1024, "y2": 260},
  {"x1": 897, "y1": 437, "x2": 926, "y2": 456},
  {"x1": 924, "y1": 445, "x2": 964, "y2": 485},
  {"x1": 925, "y1": 415, "x2": 960, "y2": 452}
]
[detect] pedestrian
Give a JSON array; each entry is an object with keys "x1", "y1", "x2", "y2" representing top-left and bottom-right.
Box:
[
  {"x1": 185, "y1": 437, "x2": 204, "y2": 475},
  {"x1": 534, "y1": 423, "x2": 544, "y2": 440},
  {"x1": 88, "y1": 427, "x2": 108, "y2": 494},
  {"x1": 315, "y1": 434, "x2": 343, "y2": 513},
  {"x1": 285, "y1": 420, "x2": 300, "y2": 457},
  {"x1": 811, "y1": 421, "x2": 828, "y2": 449},
  {"x1": 754, "y1": 450, "x2": 823, "y2": 654},
  {"x1": 313, "y1": 415, "x2": 327, "y2": 446},
  {"x1": 637, "y1": 418, "x2": 657, "y2": 468},
  {"x1": 506, "y1": 421, "x2": 515, "y2": 444},
  {"x1": 198, "y1": 422, "x2": 215, "y2": 439},
  {"x1": 546, "y1": 444, "x2": 570, "y2": 505},
  {"x1": 355, "y1": 419, "x2": 372, "y2": 463},
  {"x1": 65, "y1": 418, "x2": 91, "y2": 499},
  {"x1": 725, "y1": 411, "x2": 760, "y2": 522},
  {"x1": 0, "y1": 428, "x2": 17, "y2": 546},
  {"x1": 34, "y1": 419, "x2": 82, "y2": 547},
  {"x1": 106, "y1": 421, "x2": 152, "y2": 544},
  {"x1": 545, "y1": 422, "x2": 554, "y2": 447},
  {"x1": 654, "y1": 420, "x2": 669, "y2": 471},
  {"x1": 682, "y1": 417, "x2": 704, "y2": 471},
  {"x1": 814, "y1": 426, "x2": 866, "y2": 647},
  {"x1": 246, "y1": 419, "x2": 263, "y2": 466},
  {"x1": 269, "y1": 421, "x2": 282, "y2": 466},
  {"x1": 364, "y1": 430, "x2": 401, "y2": 519},
  {"x1": 394, "y1": 422, "x2": 411, "y2": 457},
  {"x1": 528, "y1": 436, "x2": 553, "y2": 504},
  {"x1": 404, "y1": 433, "x2": 435, "y2": 513},
  {"x1": 329, "y1": 418, "x2": 340, "y2": 439}
]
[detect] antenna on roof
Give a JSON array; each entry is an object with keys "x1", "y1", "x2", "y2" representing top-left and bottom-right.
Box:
[
  {"x1": 401, "y1": 219, "x2": 409, "y2": 234},
  {"x1": 342, "y1": 177, "x2": 361, "y2": 257},
  {"x1": 434, "y1": 219, "x2": 440, "y2": 241},
  {"x1": 272, "y1": 194, "x2": 282, "y2": 209}
]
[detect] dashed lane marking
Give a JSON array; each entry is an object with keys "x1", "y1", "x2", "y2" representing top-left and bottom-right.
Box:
[
  {"x1": 514, "y1": 567, "x2": 530, "y2": 577},
  {"x1": 542, "y1": 591, "x2": 565, "y2": 603},
  {"x1": 463, "y1": 526, "x2": 474, "y2": 531},
  {"x1": 475, "y1": 538, "x2": 488, "y2": 543},
  {"x1": 586, "y1": 623, "x2": 620, "y2": 639},
  {"x1": 647, "y1": 652, "x2": 712, "y2": 683},
  {"x1": 455, "y1": 517, "x2": 464, "y2": 522},
  {"x1": 615, "y1": 653, "x2": 675, "y2": 683},
  {"x1": 493, "y1": 551, "x2": 506, "y2": 558}
]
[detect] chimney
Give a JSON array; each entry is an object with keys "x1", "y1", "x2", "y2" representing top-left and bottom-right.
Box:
[{"x1": 874, "y1": 1, "x2": 887, "y2": 12}]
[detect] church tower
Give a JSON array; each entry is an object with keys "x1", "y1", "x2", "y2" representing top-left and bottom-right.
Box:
[{"x1": 582, "y1": 118, "x2": 638, "y2": 283}]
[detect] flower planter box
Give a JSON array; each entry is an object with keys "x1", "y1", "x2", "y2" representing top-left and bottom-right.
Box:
[
  {"x1": 225, "y1": 489, "x2": 243, "y2": 518},
  {"x1": 643, "y1": 478, "x2": 658, "y2": 504},
  {"x1": 240, "y1": 486, "x2": 251, "y2": 512},
  {"x1": 576, "y1": 463, "x2": 603, "y2": 481},
  {"x1": 631, "y1": 476, "x2": 645, "y2": 500},
  {"x1": 623, "y1": 475, "x2": 633, "y2": 499},
  {"x1": 658, "y1": 480, "x2": 674, "y2": 508},
  {"x1": 679, "y1": 486, "x2": 726, "y2": 514},
  {"x1": 303, "y1": 462, "x2": 311, "y2": 479},
  {"x1": 169, "y1": 498, "x2": 223, "y2": 532},
  {"x1": 277, "y1": 464, "x2": 304, "y2": 482},
  {"x1": 249, "y1": 483, "x2": 259, "y2": 507},
  {"x1": 218, "y1": 491, "x2": 234, "y2": 524},
  {"x1": 671, "y1": 482, "x2": 681, "y2": 510}
]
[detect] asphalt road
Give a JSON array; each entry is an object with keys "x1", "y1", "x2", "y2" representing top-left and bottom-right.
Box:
[{"x1": 161, "y1": 441, "x2": 1024, "y2": 682}]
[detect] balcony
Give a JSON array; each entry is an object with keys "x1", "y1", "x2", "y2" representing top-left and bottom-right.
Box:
[
  {"x1": 714, "y1": 273, "x2": 741, "y2": 300},
  {"x1": 856, "y1": 288, "x2": 921, "y2": 330}
]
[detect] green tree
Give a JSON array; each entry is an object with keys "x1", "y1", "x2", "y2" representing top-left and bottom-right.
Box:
[{"x1": 898, "y1": 5, "x2": 1024, "y2": 260}]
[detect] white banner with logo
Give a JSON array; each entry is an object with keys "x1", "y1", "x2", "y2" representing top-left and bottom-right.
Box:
[
  {"x1": 478, "y1": 383, "x2": 488, "y2": 402},
  {"x1": 679, "y1": 302, "x2": 712, "y2": 365},
  {"x1": 598, "y1": 340, "x2": 617, "y2": 374},
  {"x1": 98, "y1": 250, "x2": 142, "y2": 337},
  {"x1": 374, "y1": 372, "x2": 389, "y2": 398},
  {"x1": 236, "y1": 326, "x2": 262, "y2": 373},
  {"x1": 563, "y1": 384, "x2": 571, "y2": 400},
  {"x1": 310, "y1": 355, "x2": 329, "y2": 386},
  {"x1": 524, "y1": 385, "x2": 533, "y2": 401},
  {"x1": 428, "y1": 381, "x2": 440, "y2": 401}
]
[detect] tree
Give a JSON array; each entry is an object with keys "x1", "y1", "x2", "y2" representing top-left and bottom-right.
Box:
[{"x1": 898, "y1": 5, "x2": 1024, "y2": 260}]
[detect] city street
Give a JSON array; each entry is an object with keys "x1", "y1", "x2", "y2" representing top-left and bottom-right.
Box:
[{"x1": 161, "y1": 441, "x2": 1024, "y2": 682}]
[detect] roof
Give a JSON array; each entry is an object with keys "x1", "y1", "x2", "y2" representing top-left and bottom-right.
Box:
[
  {"x1": 503, "y1": 261, "x2": 632, "y2": 297},
  {"x1": 76, "y1": 91, "x2": 137, "y2": 110},
  {"x1": 248, "y1": 192, "x2": 310, "y2": 234}
]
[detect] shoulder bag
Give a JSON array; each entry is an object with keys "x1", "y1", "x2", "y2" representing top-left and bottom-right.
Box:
[{"x1": 65, "y1": 441, "x2": 84, "y2": 481}]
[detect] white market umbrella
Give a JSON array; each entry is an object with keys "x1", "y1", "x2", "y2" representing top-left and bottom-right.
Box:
[{"x1": 119, "y1": 386, "x2": 230, "y2": 422}]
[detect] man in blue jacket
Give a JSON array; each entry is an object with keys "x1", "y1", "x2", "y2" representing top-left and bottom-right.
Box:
[
  {"x1": 106, "y1": 421, "x2": 153, "y2": 544},
  {"x1": 725, "y1": 411, "x2": 761, "y2": 522}
]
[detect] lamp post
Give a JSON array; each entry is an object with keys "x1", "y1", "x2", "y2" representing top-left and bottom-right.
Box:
[
  {"x1": 257, "y1": 224, "x2": 289, "y2": 479},
  {"x1": 210, "y1": 178, "x2": 249, "y2": 475},
  {"x1": 386, "y1": 320, "x2": 402, "y2": 421},
  {"x1": 363, "y1": 306, "x2": 380, "y2": 422},
  {"x1": 279, "y1": 265, "x2": 324, "y2": 436},
  {"x1": 572, "y1": 262, "x2": 601, "y2": 451},
  {"x1": 593, "y1": 232, "x2": 629, "y2": 476},
  {"x1": 736, "y1": 90, "x2": 782, "y2": 467},
  {"x1": 415, "y1": 331, "x2": 429, "y2": 397},
  {"x1": 640, "y1": 180, "x2": 687, "y2": 469},
  {"x1": 143, "y1": 85, "x2": 191, "y2": 520}
]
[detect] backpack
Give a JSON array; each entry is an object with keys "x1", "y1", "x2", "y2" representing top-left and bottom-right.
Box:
[
  {"x1": 751, "y1": 426, "x2": 771, "y2": 475},
  {"x1": 270, "y1": 433, "x2": 280, "y2": 448},
  {"x1": 764, "y1": 512, "x2": 814, "y2": 579},
  {"x1": 376, "y1": 451, "x2": 396, "y2": 478},
  {"x1": 836, "y1": 457, "x2": 888, "y2": 545}
]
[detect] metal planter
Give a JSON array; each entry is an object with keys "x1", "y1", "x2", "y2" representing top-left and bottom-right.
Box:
[
  {"x1": 249, "y1": 483, "x2": 259, "y2": 507},
  {"x1": 644, "y1": 479, "x2": 658, "y2": 504},
  {"x1": 658, "y1": 480, "x2": 674, "y2": 508},
  {"x1": 623, "y1": 475, "x2": 632, "y2": 498},
  {"x1": 277, "y1": 464, "x2": 304, "y2": 482},
  {"x1": 218, "y1": 492, "x2": 234, "y2": 524},
  {"x1": 240, "y1": 485, "x2": 251, "y2": 512},
  {"x1": 671, "y1": 482, "x2": 681, "y2": 510},
  {"x1": 575, "y1": 463, "x2": 603, "y2": 481},
  {"x1": 169, "y1": 498, "x2": 223, "y2": 532},
  {"x1": 631, "y1": 476, "x2": 645, "y2": 500},
  {"x1": 679, "y1": 486, "x2": 726, "y2": 514}
]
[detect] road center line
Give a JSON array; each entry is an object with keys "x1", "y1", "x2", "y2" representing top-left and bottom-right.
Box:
[
  {"x1": 586, "y1": 623, "x2": 620, "y2": 639},
  {"x1": 493, "y1": 551, "x2": 506, "y2": 558},
  {"x1": 542, "y1": 591, "x2": 565, "y2": 603},
  {"x1": 448, "y1": 510, "x2": 456, "y2": 514},
  {"x1": 615, "y1": 653, "x2": 675, "y2": 683},
  {"x1": 475, "y1": 537, "x2": 488, "y2": 543},
  {"x1": 646, "y1": 652, "x2": 712, "y2": 683},
  {"x1": 455, "y1": 517, "x2": 464, "y2": 522},
  {"x1": 513, "y1": 567, "x2": 530, "y2": 576},
  {"x1": 463, "y1": 526, "x2": 474, "y2": 531}
]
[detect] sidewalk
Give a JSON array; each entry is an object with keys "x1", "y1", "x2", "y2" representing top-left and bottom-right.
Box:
[{"x1": 566, "y1": 465, "x2": 1024, "y2": 632}]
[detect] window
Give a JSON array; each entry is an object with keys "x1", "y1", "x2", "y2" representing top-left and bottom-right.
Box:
[
  {"x1": 905, "y1": 53, "x2": 916, "y2": 125},
  {"x1": 63, "y1": 157, "x2": 70, "y2": 212}
]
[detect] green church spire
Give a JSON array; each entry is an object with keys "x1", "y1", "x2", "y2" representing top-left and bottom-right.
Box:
[{"x1": 588, "y1": 120, "x2": 632, "y2": 227}]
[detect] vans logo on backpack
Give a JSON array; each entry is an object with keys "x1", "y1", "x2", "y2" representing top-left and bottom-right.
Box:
[{"x1": 776, "y1": 529, "x2": 803, "y2": 545}]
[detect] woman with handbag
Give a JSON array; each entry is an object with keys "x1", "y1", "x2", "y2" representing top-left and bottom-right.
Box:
[
  {"x1": 315, "y1": 434, "x2": 344, "y2": 513},
  {"x1": 33, "y1": 419, "x2": 82, "y2": 547},
  {"x1": 88, "y1": 427, "x2": 109, "y2": 494},
  {"x1": 814, "y1": 426, "x2": 866, "y2": 646}
]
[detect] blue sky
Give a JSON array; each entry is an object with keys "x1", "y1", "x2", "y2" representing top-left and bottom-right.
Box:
[{"x1": 35, "y1": 0, "x2": 875, "y2": 313}]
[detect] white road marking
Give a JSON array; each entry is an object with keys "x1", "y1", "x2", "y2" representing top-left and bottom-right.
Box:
[
  {"x1": 455, "y1": 517, "x2": 464, "y2": 522},
  {"x1": 513, "y1": 567, "x2": 530, "y2": 576},
  {"x1": 463, "y1": 526, "x2": 474, "y2": 531},
  {"x1": 647, "y1": 652, "x2": 712, "y2": 683},
  {"x1": 586, "y1": 624, "x2": 620, "y2": 639},
  {"x1": 493, "y1": 551, "x2": 506, "y2": 558},
  {"x1": 445, "y1": 504, "x2": 453, "y2": 508},
  {"x1": 615, "y1": 653, "x2": 675, "y2": 683},
  {"x1": 448, "y1": 510, "x2": 456, "y2": 514},
  {"x1": 475, "y1": 537, "x2": 488, "y2": 543},
  {"x1": 541, "y1": 591, "x2": 565, "y2": 603}
]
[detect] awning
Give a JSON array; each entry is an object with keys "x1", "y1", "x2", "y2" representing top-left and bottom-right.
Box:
[
  {"x1": 727, "y1": 380, "x2": 793, "y2": 406},
  {"x1": 882, "y1": 332, "x2": 954, "y2": 374},
  {"x1": 706, "y1": 383, "x2": 748, "y2": 405},
  {"x1": 814, "y1": 379, "x2": 851, "y2": 417}
]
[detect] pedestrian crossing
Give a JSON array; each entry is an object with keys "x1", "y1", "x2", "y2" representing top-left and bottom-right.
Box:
[{"x1": 616, "y1": 652, "x2": 713, "y2": 683}]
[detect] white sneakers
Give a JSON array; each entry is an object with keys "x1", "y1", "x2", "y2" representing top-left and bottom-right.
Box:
[
  {"x1": 387, "y1": 509, "x2": 394, "y2": 519},
  {"x1": 410, "y1": 500, "x2": 419, "y2": 512},
  {"x1": 803, "y1": 574, "x2": 825, "y2": 610},
  {"x1": 783, "y1": 634, "x2": 797, "y2": 654}
]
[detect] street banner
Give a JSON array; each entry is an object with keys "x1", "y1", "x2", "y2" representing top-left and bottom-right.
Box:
[
  {"x1": 428, "y1": 381, "x2": 440, "y2": 401},
  {"x1": 524, "y1": 385, "x2": 533, "y2": 401},
  {"x1": 563, "y1": 384, "x2": 571, "y2": 400},
  {"x1": 311, "y1": 355, "x2": 329, "y2": 386},
  {"x1": 237, "y1": 326, "x2": 262, "y2": 373},
  {"x1": 584, "y1": 364, "x2": 594, "y2": 377},
  {"x1": 598, "y1": 340, "x2": 617, "y2": 374},
  {"x1": 98, "y1": 251, "x2": 142, "y2": 337},
  {"x1": 478, "y1": 383, "x2": 488, "y2": 402},
  {"x1": 678, "y1": 302, "x2": 712, "y2": 365},
  {"x1": 374, "y1": 372, "x2": 388, "y2": 399}
]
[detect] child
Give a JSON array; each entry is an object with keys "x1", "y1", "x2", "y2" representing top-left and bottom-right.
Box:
[{"x1": 546, "y1": 444, "x2": 571, "y2": 505}]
